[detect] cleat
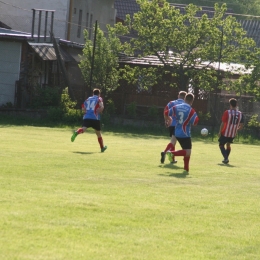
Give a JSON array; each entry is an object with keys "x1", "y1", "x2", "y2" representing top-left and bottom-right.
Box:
[
  {"x1": 222, "y1": 159, "x2": 229, "y2": 164},
  {"x1": 71, "y1": 131, "x2": 78, "y2": 142},
  {"x1": 171, "y1": 160, "x2": 178, "y2": 164},
  {"x1": 101, "y1": 146, "x2": 107, "y2": 153},
  {"x1": 166, "y1": 151, "x2": 173, "y2": 163},
  {"x1": 160, "y1": 152, "x2": 165, "y2": 164}
]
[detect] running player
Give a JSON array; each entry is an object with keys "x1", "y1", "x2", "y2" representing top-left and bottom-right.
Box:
[
  {"x1": 71, "y1": 88, "x2": 107, "y2": 152},
  {"x1": 164, "y1": 93, "x2": 199, "y2": 173}
]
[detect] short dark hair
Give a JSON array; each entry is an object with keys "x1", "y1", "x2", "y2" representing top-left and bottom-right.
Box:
[
  {"x1": 185, "y1": 93, "x2": 194, "y2": 103},
  {"x1": 229, "y1": 98, "x2": 237, "y2": 107},
  {"x1": 93, "y1": 88, "x2": 100, "y2": 95}
]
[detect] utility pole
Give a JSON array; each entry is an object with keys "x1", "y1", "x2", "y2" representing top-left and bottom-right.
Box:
[{"x1": 89, "y1": 20, "x2": 98, "y2": 91}]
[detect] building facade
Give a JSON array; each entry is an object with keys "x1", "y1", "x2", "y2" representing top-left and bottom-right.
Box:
[{"x1": 0, "y1": 0, "x2": 117, "y2": 44}]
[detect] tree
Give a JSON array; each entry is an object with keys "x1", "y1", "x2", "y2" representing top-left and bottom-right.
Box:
[
  {"x1": 120, "y1": 0, "x2": 260, "y2": 96},
  {"x1": 79, "y1": 23, "x2": 128, "y2": 100},
  {"x1": 167, "y1": 0, "x2": 260, "y2": 17}
]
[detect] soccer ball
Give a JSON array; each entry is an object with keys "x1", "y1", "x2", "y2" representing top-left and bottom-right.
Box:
[{"x1": 201, "y1": 128, "x2": 208, "y2": 136}]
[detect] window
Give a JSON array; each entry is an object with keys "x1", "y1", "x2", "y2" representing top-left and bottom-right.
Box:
[
  {"x1": 77, "y1": 9, "x2": 82, "y2": 38},
  {"x1": 89, "y1": 14, "x2": 93, "y2": 40}
]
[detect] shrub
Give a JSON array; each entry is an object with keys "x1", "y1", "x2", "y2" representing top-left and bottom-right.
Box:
[{"x1": 126, "y1": 102, "x2": 137, "y2": 118}]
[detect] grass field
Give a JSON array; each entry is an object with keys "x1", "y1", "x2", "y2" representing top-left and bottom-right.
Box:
[{"x1": 0, "y1": 125, "x2": 260, "y2": 260}]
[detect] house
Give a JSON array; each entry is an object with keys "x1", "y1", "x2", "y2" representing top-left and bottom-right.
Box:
[
  {"x1": 0, "y1": 0, "x2": 117, "y2": 44},
  {"x1": 0, "y1": 0, "x2": 118, "y2": 108},
  {"x1": 0, "y1": 25, "x2": 86, "y2": 108},
  {"x1": 113, "y1": 0, "x2": 259, "y2": 120}
]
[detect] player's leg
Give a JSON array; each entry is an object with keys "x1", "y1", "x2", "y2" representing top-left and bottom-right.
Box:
[
  {"x1": 161, "y1": 127, "x2": 176, "y2": 163},
  {"x1": 71, "y1": 121, "x2": 87, "y2": 142},
  {"x1": 93, "y1": 120, "x2": 107, "y2": 152},
  {"x1": 95, "y1": 130, "x2": 107, "y2": 152},
  {"x1": 218, "y1": 136, "x2": 228, "y2": 163},
  {"x1": 226, "y1": 142, "x2": 231, "y2": 158}
]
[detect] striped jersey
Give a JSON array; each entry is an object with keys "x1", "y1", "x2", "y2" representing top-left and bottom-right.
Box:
[
  {"x1": 164, "y1": 98, "x2": 185, "y2": 126},
  {"x1": 221, "y1": 109, "x2": 244, "y2": 138},
  {"x1": 83, "y1": 95, "x2": 103, "y2": 120},
  {"x1": 165, "y1": 103, "x2": 199, "y2": 138}
]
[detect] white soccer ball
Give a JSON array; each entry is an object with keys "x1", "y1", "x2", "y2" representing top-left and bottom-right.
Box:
[{"x1": 201, "y1": 128, "x2": 208, "y2": 136}]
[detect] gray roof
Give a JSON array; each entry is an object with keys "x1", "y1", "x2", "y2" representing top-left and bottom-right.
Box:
[
  {"x1": 114, "y1": 0, "x2": 234, "y2": 21},
  {"x1": 28, "y1": 42, "x2": 74, "y2": 62}
]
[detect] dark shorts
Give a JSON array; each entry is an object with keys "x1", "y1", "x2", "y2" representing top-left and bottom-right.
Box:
[
  {"x1": 82, "y1": 119, "x2": 101, "y2": 131},
  {"x1": 168, "y1": 126, "x2": 175, "y2": 137},
  {"x1": 218, "y1": 135, "x2": 234, "y2": 145},
  {"x1": 176, "y1": 137, "x2": 192, "y2": 149}
]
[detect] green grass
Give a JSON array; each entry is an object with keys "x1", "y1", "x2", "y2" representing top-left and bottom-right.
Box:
[{"x1": 0, "y1": 125, "x2": 260, "y2": 260}]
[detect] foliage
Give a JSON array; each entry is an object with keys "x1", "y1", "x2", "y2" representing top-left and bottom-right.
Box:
[
  {"x1": 248, "y1": 114, "x2": 260, "y2": 128},
  {"x1": 126, "y1": 102, "x2": 137, "y2": 118},
  {"x1": 148, "y1": 105, "x2": 159, "y2": 118},
  {"x1": 30, "y1": 85, "x2": 60, "y2": 109},
  {"x1": 119, "y1": 0, "x2": 260, "y2": 97},
  {"x1": 0, "y1": 102, "x2": 13, "y2": 108},
  {"x1": 47, "y1": 87, "x2": 81, "y2": 123},
  {"x1": 198, "y1": 111, "x2": 211, "y2": 121},
  {"x1": 167, "y1": 0, "x2": 260, "y2": 16},
  {"x1": 79, "y1": 24, "x2": 128, "y2": 99}
]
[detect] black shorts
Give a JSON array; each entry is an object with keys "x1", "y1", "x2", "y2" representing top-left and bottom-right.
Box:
[
  {"x1": 218, "y1": 135, "x2": 234, "y2": 145},
  {"x1": 168, "y1": 126, "x2": 175, "y2": 137},
  {"x1": 176, "y1": 137, "x2": 192, "y2": 149},
  {"x1": 82, "y1": 119, "x2": 101, "y2": 131}
]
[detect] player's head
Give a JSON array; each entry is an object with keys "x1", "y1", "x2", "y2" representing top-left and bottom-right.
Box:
[
  {"x1": 93, "y1": 88, "x2": 101, "y2": 96},
  {"x1": 178, "y1": 91, "x2": 187, "y2": 99},
  {"x1": 185, "y1": 93, "x2": 194, "y2": 105},
  {"x1": 229, "y1": 98, "x2": 237, "y2": 108}
]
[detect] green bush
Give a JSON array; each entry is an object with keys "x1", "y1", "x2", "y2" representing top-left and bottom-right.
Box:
[
  {"x1": 126, "y1": 102, "x2": 137, "y2": 118},
  {"x1": 30, "y1": 86, "x2": 60, "y2": 108},
  {"x1": 148, "y1": 106, "x2": 158, "y2": 118}
]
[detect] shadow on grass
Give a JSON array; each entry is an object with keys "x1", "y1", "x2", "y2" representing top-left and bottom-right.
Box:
[
  {"x1": 158, "y1": 164, "x2": 189, "y2": 178},
  {"x1": 217, "y1": 163, "x2": 236, "y2": 168},
  {"x1": 73, "y1": 151, "x2": 94, "y2": 155}
]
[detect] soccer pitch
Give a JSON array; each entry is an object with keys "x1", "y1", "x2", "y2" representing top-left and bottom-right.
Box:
[{"x1": 0, "y1": 126, "x2": 260, "y2": 260}]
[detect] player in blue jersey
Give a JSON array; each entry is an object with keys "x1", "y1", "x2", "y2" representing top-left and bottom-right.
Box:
[
  {"x1": 160, "y1": 91, "x2": 187, "y2": 164},
  {"x1": 71, "y1": 88, "x2": 107, "y2": 152},
  {"x1": 164, "y1": 93, "x2": 199, "y2": 173}
]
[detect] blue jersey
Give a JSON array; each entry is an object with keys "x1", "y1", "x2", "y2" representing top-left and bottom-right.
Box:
[
  {"x1": 83, "y1": 95, "x2": 103, "y2": 120},
  {"x1": 168, "y1": 103, "x2": 199, "y2": 138},
  {"x1": 165, "y1": 98, "x2": 185, "y2": 126}
]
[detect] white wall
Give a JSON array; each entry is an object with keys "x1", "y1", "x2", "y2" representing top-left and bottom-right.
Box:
[
  {"x1": 0, "y1": 0, "x2": 70, "y2": 39},
  {"x1": 68, "y1": 0, "x2": 116, "y2": 44},
  {"x1": 0, "y1": 41, "x2": 21, "y2": 106}
]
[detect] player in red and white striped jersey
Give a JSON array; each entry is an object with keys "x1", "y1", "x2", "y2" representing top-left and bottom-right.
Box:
[{"x1": 218, "y1": 98, "x2": 244, "y2": 164}]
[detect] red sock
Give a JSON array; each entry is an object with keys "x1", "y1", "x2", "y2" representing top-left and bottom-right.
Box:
[
  {"x1": 184, "y1": 156, "x2": 190, "y2": 171},
  {"x1": 98, "y1": 137, "x2": 104, "y2": 149},
  {"x1": 76, "y1": 128, "x2": 84, "y2": 134},
  {"x1": 171, "y1": 150, "x2": 186, "y2": 156},
  {"x1": 164, "y1": 143, "x2": 174, "y2": 153}
]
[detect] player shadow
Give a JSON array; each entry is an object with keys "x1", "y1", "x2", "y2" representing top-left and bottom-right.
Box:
[
  {"x1": 217, "y1": 163, "x2": 236, "y2": 168},
  {"x1": 158, "y1": 164, "x2": 189, "y2": 178},
  {"x1": 72, "y1": 151, "x2": 94, "y2": 155}
]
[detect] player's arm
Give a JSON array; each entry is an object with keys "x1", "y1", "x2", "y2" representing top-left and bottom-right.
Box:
[
  {"x1": 164, "y1": 108, "x2": 173, "y2": 127},
  {"x1": 81, "y1": 103, "x2": 86, "y2": 114},
  {"x1": 193, "y1": 116, "x2": 199, "y2": 126},
  {"x1": 237, "y1": 114, "x2": 244, "y2": 131},
  {"x1": 218, "y1": 122, "x2": 224, "y2": 137},
  {"x1": 97, "y1": 101, "x2": 104, "y2": 114}
]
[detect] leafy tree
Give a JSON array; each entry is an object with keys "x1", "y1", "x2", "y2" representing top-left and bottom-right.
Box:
[
  {"x1": 167, "y1": 0, "x2": 260, "y2": 16},
  {"x1": 79, "y1": 24, "x2": 128, "y2": 100},
  {"x1": 120, "y1": 0, "x2": 260, "y2": 96}
]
